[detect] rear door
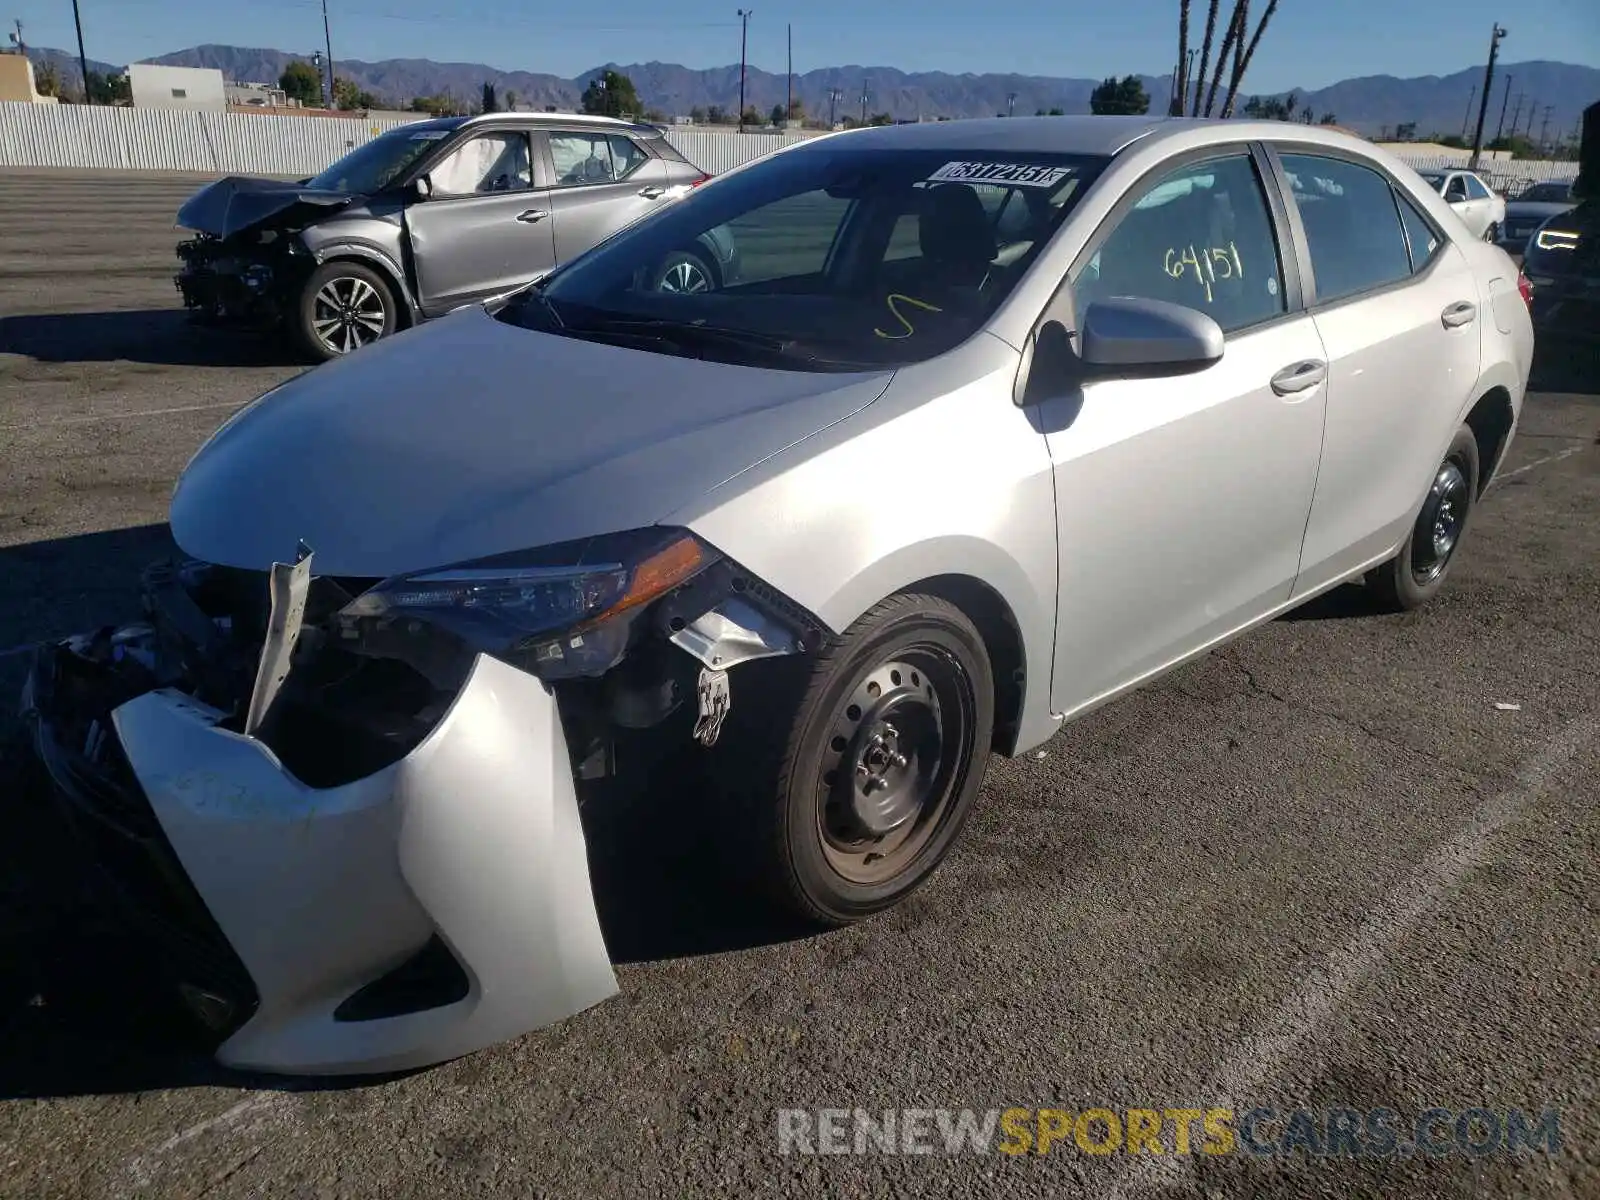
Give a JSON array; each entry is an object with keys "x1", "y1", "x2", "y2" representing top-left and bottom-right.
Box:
[
  {"x1": 404, "y1": 128, "x2": 555, "y2": 316},
  {"x1": 1269, "y1": 147, "x2": 1482, "y2": 591},
  {"x1": 538, "y1": 128, "x2": 673, "y2": 265}
]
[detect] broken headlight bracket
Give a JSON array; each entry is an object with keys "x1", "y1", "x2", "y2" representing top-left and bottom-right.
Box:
[{"x1": 648, "y1": 558, "x2": 822, "y2": 748}]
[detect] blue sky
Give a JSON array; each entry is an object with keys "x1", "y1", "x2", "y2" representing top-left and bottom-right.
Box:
[{"x1": 15, "y1": 0, "x2": 1600, "y2": 92}]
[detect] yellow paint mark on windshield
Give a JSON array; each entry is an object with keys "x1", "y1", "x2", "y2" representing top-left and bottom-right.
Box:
[{"x1": 875, "y1": 293, "x2": 944, "y2": 339}]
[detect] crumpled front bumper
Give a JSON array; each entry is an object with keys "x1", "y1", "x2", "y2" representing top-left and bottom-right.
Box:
[{"x1": 23, "y1": 642, "x2": 618, "y2": 1077}]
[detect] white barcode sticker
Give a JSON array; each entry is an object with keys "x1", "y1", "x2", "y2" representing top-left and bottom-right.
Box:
[{"x1": 927, "y1": 161, "x2": 1074, "y2": 188}]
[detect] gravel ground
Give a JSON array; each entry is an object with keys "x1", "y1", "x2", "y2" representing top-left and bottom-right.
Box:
[{"x1": 1, "y1": 168, "x2": 1597, "y2": 1200}]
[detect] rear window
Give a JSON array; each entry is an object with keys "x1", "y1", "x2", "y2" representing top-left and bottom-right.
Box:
[{"x1": 507, "y1": 146, "x2": 1108, "y2": 371}]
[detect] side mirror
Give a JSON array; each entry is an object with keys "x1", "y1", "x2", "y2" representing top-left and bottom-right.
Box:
[
  {"x1": 1078, "y1": 296, "x2": 1224, "y2": 375},
  {"x1": 412, "y1": 174, "x2": 434, "y2": 200}
]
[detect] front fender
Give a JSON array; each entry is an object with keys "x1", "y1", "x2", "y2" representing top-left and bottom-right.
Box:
[{"x1": 307, "y1": 238, "x2": 421, "y2": 321}]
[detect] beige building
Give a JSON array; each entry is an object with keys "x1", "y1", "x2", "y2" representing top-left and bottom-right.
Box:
[{"x1": 0, "y1": 54, "x2": 60, "y2": 104}]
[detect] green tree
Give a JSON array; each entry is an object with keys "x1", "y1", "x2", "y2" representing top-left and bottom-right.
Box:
[
  {"x1": 333, "y1": 77, "x2": 378, "y2": 110},
  {"x1": 1089, "y1": 75, "x2": 1150, "y2": 115},
  {"x1": 770, "y1": 103, "x2": 786, "y2": 126},
  {"x1": 1319, "y1": 111, "x2": 1337, "y2": 126},
  {"x1": 581, "y1": 69, "x2": 641, "y2": 118},
  {"x1": 84, "y1": 70, "x2": 131, "y2": 105},
  {"x1": 740, "y1": 106, "x2": 762, "y2": 127},
  {"x1": 504, "y1": 89, "x2": 517, "y2": 111},
  {"x1": 689, "y1": 105, "x2": 706, "y2": 124},
  {"x1": 481, "y1": 81, "x2": 498, "y2": 113},
  {"x1": 280, "y1": 59, "x2": 323, "y2": 105},
  {"x1": 34, "y1": 61, "x2": 61, "y2": 98},
  {"x1": 1437, "y1": 134, "x2": 1468, "y2": 149}
]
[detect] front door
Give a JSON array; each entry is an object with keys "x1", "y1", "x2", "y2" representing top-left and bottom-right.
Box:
[
  {"x1": 405, "y1": 129, "x2": 556, "y2": 316},
  {"x1": 1042, "y1": 148, "x2": 1328, "y2": 717},
  {"x1": 539, "y1": 129, "x2": 672, "y2": 265},
  {"x1": 1271, "y1": 149, "x2": 1483, "y2": 589}
]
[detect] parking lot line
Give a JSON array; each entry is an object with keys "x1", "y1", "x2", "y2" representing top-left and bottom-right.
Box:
[
  {"x1": 1489, "y1": 444, "x2": 1589, "y2": 486},
  {"x1": 1101, "y1": 712, "x2": 1599, "y2": 1199}
]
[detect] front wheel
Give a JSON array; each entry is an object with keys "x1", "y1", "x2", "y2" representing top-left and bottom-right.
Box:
[
  {"x1": 295, "y1": 261, "x2": 397, "y2": 362},
  {"x1": 648, "y1": 249, "x2": 717, "y2": 294},
  {"x1": 1366, "y1": 425, "x2": 1481, "y2": 611},
  {"x1": 714, "y1": 593, "x2": 995, "y2": 927}
]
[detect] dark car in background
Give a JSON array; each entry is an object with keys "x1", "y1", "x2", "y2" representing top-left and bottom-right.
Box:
[
  {"x1": 173, "y1": 112, "x2": 731, "y2": 360},
  {"x1": 1497, "y1": 179, "x2": 1578, "y2": 255},
  {"x1": 1521, "y1": 198, "x2": 1600, "y2": 343}
]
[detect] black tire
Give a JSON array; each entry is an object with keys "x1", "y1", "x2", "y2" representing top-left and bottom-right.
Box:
[
  {"x1": 295, "y1": 261, "x2": 397, "y2": 362},
  {"x1": 649, "y1": 248, "x2": 717, "y2": 295},
  {"x1": 1366, "y1": 424, "x2": 1481, "y2": 611},
  {"x1": 713, "y1": 593, "x2": 995, "y2": 927}
]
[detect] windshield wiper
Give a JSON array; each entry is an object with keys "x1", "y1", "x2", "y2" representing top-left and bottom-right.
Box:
[{"x1": 566, "y1": 314, "x2": 792, "y2": 357}]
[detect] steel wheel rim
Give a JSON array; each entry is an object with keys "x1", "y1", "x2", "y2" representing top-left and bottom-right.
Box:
[
  {"x1": 656, "y1": 257, "x2": 711, "y2": 294},
  {"x1": 311, "y1": 275, "x2": 387, "y2": 354},
  {"x1": 814, "y1": 646, "x2": 976, "y2": 886},
  {"x1": 1411, "y1": 458, "x2": 1470, "y2": 584}
]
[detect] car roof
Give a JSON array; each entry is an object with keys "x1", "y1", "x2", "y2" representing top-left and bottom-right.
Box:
[
  {"x1": 787, "y1": 115, "x2": 1389, "y2": 161},
  {"x1": 383, "y1": 111, "x2": 660, "y2": 138}
]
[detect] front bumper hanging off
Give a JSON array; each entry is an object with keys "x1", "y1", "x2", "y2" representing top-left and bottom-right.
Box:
[{"x1": 22, "y1": 613, "x2": 619, "y2": 1076}]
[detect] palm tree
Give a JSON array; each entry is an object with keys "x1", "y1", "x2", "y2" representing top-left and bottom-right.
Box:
[
  {"x1": 1222, "y1": 0, "x2": 1286, "y2": 117},
  {"x1": 1172, "y1": 0, "x2": 1191, "y2": 115},
  {"x1": 1190, "y1": 0, "x2": 1221, "y2": 116},
  {"x1": 1201, "y1": 0, "x2": 1243, "y2": 116}
]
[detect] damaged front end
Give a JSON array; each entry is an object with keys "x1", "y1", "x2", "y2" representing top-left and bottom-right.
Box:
[
  {"x1": 20, "y1": 529, "x2": 818, "y2": 1075},
  {"x1": 173, "y1": 178, "x2": 354, "y2": 328}
]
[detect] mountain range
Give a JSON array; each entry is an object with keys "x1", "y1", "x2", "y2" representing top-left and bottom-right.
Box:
[{"x1": 27, "y1": 44, "x2": 1600, "y2": 141}]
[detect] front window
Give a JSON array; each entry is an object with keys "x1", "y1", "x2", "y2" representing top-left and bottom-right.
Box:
[
  {"x1": 1520, "y1": 182, "x2": 1571, "y2": 202},
  {"x1": 306, "y1": 124, "x2": 456, "y2": 193},
  {"x1": 503, "y1": 146, "x2": 1106, "y2": 371},
  {"x1": 549, "y1": 132, "x2": 650, "y2": 185}
]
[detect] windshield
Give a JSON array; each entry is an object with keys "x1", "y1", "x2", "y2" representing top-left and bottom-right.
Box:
[
  {"x1": 503, "y1": 145, "x2": 1106, "y2": 371},
  {"x1": 1418, "y1": 173, "x2": 1446, "y2": 189},
  {"x1": 306, "y1": 124, "x2": 455, "y2": 193}
]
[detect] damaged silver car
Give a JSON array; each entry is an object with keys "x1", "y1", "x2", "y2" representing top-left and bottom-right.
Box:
[{"x1": 24, "y1": 116, "x2": 1530, "y2": 1076}]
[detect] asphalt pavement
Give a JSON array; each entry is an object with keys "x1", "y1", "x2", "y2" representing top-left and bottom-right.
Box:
[{"x1": 0, "y1": 168, "x2": 1597, "y2": 1200}]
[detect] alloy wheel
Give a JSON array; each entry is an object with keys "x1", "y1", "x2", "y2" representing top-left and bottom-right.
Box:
[
  {"x1": 311, "y1": 275, "x2": 388, "y2": 355},
  {"x1": 655, "y1": 257, "x2": 712, "y2": 294}
]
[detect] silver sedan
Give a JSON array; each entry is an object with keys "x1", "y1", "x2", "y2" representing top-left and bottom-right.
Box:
[{"x1": 24, "y1": 116, "x2": 1534, "y2": 1076}]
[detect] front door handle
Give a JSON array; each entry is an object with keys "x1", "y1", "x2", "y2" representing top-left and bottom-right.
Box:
[
  {"x1": 515, "y1": 209, "x2": 548, "y2": 224},
  {"x1": 638, "y1": 186, "x2": 667, "y2": 200},
  {"x1": 1441, "y1": 300, "x2": 1477, "y2": 328},
  {"x1": 1270, "y1": 359, "x2": 1327, "y2": 396}
]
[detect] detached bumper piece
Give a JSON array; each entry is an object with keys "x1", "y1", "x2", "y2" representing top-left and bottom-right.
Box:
[{"x1": 22, "y1": 588, "x2": 619, "y2": 1076}]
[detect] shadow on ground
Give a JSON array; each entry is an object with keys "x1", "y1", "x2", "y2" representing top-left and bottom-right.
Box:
[
  {"x1": 0, "y1": 309, "x2": 298, "y2": 369},
  {"x1": 1529, "y1": 335, "x2": 1600, "y2": 396},
  {"x1": 0, "y1": 525, "x2": 811, "y2": 1101}
]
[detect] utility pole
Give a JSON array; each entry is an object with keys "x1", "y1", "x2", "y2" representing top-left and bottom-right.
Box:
[
  {"x1": 827, "y1": 86, "x2": 842, "y2": 128},
  {"x1": 321, "y1": 0, "x2": 336, "y2": 108},
  {"x1": 1493, "y1": 73, "x2": 1512, "y2": 143},
  {"x1": 1467, "y1": 23, "x2": 1506, "y2": 171},
  {"x1": 736, "y1": 8, "x2": 751, "y2": 132},
  {"x1": 1538, "y1": 104, "x2": 1552, "y2": 156},
  {"x1": 1007, "y1": 91, "x2": 1017, "y2": 118},
  {"x1": 1507, "y1": 92, "x2": 1524, "y2": 142},
  {"x1": 860, "y1": 88, "x2": 869, "y2": 124},
  {"x1": 786, "y1": 22, "x2": 791, "y2": 126},
  {"x1": 1460, "y1": 84, "x2": 1477, "y2": 140},
  {"x1": 8, "y1": 18, "x2": 22, "y2": 54},
  {"x1": 1521, "y1": 96, "x2": 1537, "y2": 139},
  {"x1": 70, "y1": 0, "x2": 90, "y2": 103}
]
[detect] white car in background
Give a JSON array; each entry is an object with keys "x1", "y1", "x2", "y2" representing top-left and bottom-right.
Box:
[{"x1": 1417, "y1": 169, "x2": 1507, "y2": 241}]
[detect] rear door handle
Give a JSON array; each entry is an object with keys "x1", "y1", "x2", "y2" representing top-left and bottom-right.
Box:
[
  {"x1": 515, "y1": 209, "x2": 548, "y2": 224},
  {"x1": 1270, "y1": 359, "x2": 1327, "y2": 396},
  {"x1": 1441, "y1": 300, "x2": 1476, "y2": 328},
  {"x1": 638, "y1": 186, "x2": 667, "y2": 200}
]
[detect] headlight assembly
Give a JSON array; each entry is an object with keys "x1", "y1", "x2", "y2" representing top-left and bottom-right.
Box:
[
  {"x1": 338, "y1": 528, "x2": 718, "y2": 679},
  {"x1": 1533, "y1": 228, "x2": 1579, "y2": 252}
]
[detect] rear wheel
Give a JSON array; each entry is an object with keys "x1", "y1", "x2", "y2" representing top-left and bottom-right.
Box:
[
  {"x1": 295, "y1": 261, "x2": 397, "y2": 362},
  {"x1": 715, "y1": 594, "x2": 994, "y2": 927},
  {"x1": 1366, "y1": 425, "x2": 1480, "y2": 611}
]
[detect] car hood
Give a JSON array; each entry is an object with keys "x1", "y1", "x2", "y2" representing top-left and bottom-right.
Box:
[
  {"x1": 177, "y1": 176, "x2": 359, "y2": 238},
  {"x1": 170, "y1": 305, "x2": 892, "y2": 577},
  {"x1": 1505, "y1": 200, "x2": 1576, "y2": 222}
]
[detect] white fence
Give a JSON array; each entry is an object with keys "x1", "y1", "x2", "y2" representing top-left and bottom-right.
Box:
[
  {"x1": 0, "y1": 102, "x2": 816, "y2": 177},
  {"x1": 0, "y1": 102, "x2": 1575, "y2": 191}
]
